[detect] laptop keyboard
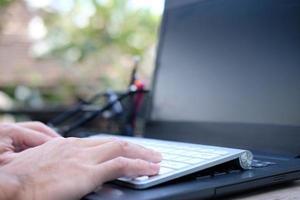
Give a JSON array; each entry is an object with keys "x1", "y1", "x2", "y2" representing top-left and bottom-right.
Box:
[
  {"x1": 136, "y1": 139, "x2": 230, "y2": 175},
  {"x1": 92, "y1": 134, "x2": 253, "y2": 189}
]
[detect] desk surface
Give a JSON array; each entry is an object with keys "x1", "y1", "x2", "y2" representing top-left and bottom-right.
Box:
[{"x1": 223, "y1": 180, "x2": 300, "y2": 200}]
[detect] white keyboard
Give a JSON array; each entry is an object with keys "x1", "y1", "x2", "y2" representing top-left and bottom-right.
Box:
[{"x1": 92, "y1": 134, "x2": 253, "y2": 189}]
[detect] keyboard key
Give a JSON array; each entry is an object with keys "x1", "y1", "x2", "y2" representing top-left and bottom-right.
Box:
[
  {"x1": 191, "y1": 153, "x2": 220, "y2": 159},
  {"x1": 184, "y1": 158, "x2": 205, "y2": 164},
  {"x1": 212, "y1": 150, "x2": 229, "y2": 155},
  {"x1": 162, "y1": 153, "x2": 179, "y2": 160},
  {"x1": 159, "y1": 167, "x2": 174, "y2": 175},
  {"x1": 134, "y1": 176, "x2": 149, "y2": 181},
  {"x1": 118, "y1": 177, "x2": 133, "y2": 182},
  {"x1": 173, "y1": 150, "x2": 188, "y2": 155},
  {"x1": 197, "y1": 149, "x2": 216, "y2": 153},
  {"x1": 199, "y1": 153, "x2": 220, "y2": 159},
  {"x1": 182, "y1": 151, "x2": 200, "y2": 157},
  {"x1": 160, "y1": 160, "x2": 189, "y2": 169},
  {"x1": 169, "y1": 156, "x2": 189, "y2": 162}
]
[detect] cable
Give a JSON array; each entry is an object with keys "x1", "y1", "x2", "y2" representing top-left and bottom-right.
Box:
[
  {"x1": 48, "y1": 92, "x2": 108, "y2": 128},
  {"x1": 54, "y1": 88, "x2": 148, "y2": 136}
]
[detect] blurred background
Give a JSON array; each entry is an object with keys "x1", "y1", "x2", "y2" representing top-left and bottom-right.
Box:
[{"x1": 0, "y1": 0, "x2": 164, "y2": 129}]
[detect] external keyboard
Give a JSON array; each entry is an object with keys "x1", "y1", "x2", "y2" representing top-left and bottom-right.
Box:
[{"x1": 92, "y1": 134, "x2": 253, "y2": 189}]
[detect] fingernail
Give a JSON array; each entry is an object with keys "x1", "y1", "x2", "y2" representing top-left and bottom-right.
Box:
[
  {"x1": 150, "y1": 163, "x2": 160, "y2": 172},
  {"x1": 152, "y1": 150, "x2": 162, "y2": 161}
]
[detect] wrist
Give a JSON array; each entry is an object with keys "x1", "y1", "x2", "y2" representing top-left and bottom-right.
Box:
[
  {"x1": 0, "y1": 172, "x2": 22, "y2": 200},
  {"x1": 0, "y1": 165, "x2": 37, "y2": 200}
]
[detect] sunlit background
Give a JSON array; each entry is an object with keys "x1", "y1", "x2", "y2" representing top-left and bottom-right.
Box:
[{"x1": 0, "y1": 0, "x2": 164, "y2": 122}]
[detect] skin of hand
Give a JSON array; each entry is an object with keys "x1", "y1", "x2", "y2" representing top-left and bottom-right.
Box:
[
  {"x1": 0, "y1": 122, "x2": 61, "y2": 200},
  {"x1": 0, "y1": 172, "x2": 22, "y2": 200},
  {"x1": 0, "y1": 123, "x2": 162, "y2": 200}
]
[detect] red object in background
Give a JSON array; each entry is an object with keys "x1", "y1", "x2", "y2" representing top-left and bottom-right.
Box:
[{"x1": 131, "y1": 80, "x2": 145, "y2": 129}]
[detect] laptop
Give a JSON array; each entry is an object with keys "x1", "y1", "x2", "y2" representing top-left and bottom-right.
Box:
[{"x1": 83, "y1": 0, "x2": 300, "y2": 199}]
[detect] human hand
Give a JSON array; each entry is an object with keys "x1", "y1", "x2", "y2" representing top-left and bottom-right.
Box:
[
  {"x1": 1, "y1": 137, "x2": 162, "y2": 200},
  {"x1": 0, "y1": 121, "x2": 61, "y2": 200},
  {"x1": 0, "y1": 121, "x2": 61, "y2": 165}
]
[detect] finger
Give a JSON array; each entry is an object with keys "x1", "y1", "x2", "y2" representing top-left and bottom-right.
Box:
[
  {"x1": 94, "y1": 157, "x2": 160, "y2": 184},
  {"x1": 0, "y1": 151, "x2": 17, "y2": 165},
  {"x1": 87, "y1": 139, "x2": 162, "y2": 164},
  {"x1": 0, "y1": 138, "x2": 14, "y2": 154},
  {"x1": 2, "y1": 124, "x2": 52, "y2": 149},
  {"x1": 17, "y1": 122, "x2": 61, "y2": 138}
]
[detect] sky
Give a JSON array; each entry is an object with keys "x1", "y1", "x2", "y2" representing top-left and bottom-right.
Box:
[{"x1": 128, "y1": 0, "x2": 164, "y2": 14}]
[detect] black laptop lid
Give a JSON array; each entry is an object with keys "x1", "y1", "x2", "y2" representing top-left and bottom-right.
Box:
[{"x1": 145, "y1": 0, "x2": 300, "y2": 156}]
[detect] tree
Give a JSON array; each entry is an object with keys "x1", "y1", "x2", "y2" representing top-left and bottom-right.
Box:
[
  {"x1": 0, "y1": 0, "x2": 14, "y2": 32},
  {"x1": 34, "y1": 0, "x2": 161, "y2": 90},
  {"x1": 41, "y1": 0, "x2": 159, "y2": 61}
]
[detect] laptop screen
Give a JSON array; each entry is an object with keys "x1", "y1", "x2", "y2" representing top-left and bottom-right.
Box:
[
  {"x1": 151, "y1": 0, "x2": 300, "y2": 127},
  {"x1": 147, "y1": 0, "x2": 300, "y2": 155}
]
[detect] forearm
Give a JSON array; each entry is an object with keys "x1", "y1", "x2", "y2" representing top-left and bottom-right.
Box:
[{"x1": 0, "y1": 171, "x2": 21, "y2": 200}]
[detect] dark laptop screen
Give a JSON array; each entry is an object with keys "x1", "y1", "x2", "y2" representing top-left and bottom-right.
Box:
[
  {"x1": 148, "y1": 0, "x2": 300, "y2": 154},
  {"x1": 152, "y1": 0, "x2": 300, "y2": 126}
]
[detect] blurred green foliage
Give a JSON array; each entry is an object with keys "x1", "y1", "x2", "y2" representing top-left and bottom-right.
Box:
[
  {"x1": 0, "y1": 0, "x2": 14, "y2": 31},
  {"x1": 40, "y1": 0, "x2": 160, "y2": 64},
  {"x1": 0, "y1": 0, "x2": 12, "y2": 7}
]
